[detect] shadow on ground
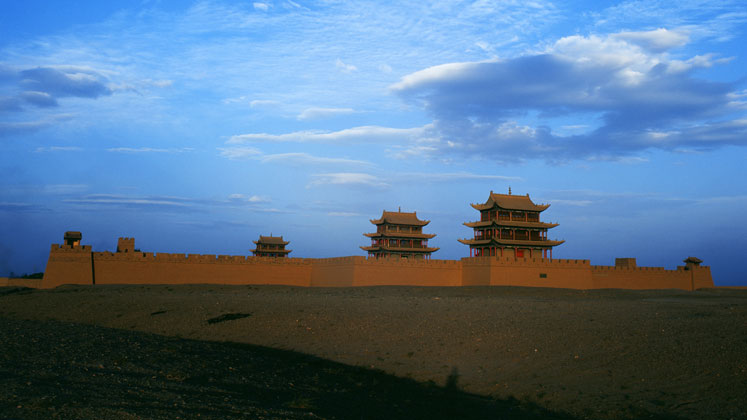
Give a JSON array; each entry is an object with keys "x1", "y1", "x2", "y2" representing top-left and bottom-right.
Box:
[{"x1": 0, "y1": 317, "x2": 583, "y2": 420}]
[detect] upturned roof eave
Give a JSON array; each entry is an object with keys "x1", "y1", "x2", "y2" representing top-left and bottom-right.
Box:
[
  {"x1": 251, "y1": 248, "x2": 292, "y2": 253},
  {"x1": 370, "y1": 218, "x2": 430, "y2": 226},
  {"x1": 458, "y1": 238, "x2": 565, "y2": 247},
  {"x1": 471, "y1": 193, "x2": 551, "y2": 212},
  {"x1": 363, "y1": 232, "x2": 436, "y2": 239},
  {"x1": 471, "y1": 202, "x2": 551, "y2": 212},
  {"x1": 463, "y1": 221, "x2": 559, "y2": 229},
  {"x1": 361, "y1": 246, "x2": 439, "y2": 253}
]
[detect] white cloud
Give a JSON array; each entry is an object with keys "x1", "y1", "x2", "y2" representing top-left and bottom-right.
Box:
[
  {"x1": 378, "y1": 63, "x2": 393, "y2": 73},
  {"x1": 253, "y1": 2, "x2": 269, "y2": 11},
  {"x1": 34, "y1": 146, "x2": 83, "y2": 152},
  {"x1": 260, "y1": 152, "x2": 372, "y2": 167},
  {"x1": 42, "y1": 184, "x2": 88, "y2": 194},
  {"x1": 612, "y1": 28, "x2": 689, "y2": 52},
  {"x1": 106, "y1": 147, "x2": 193, "y2": 153},
  {"x1": 327, "y1": 211, "x2": 361, "y2": 217},
  {"x1": 218, "y1": 146, "x2": 262, "y2": 159},
  {"x1": 249, "y1": 99, "x2": 280, "y2": 108},
  {"x1": 297, "y1": 107, "x2": 355, "y2": 120},
  {"x1": 549, "y1": 199, "x2": 594, "y2": 207},
  {"x1": 401, "y1": 172, "x2": 521, "y2": 182},
  {"x1": 63, "y1": 193, "x2": 279, "y2": 212},
  {"x1": 335, "y1": 58, "x2": 358, "y2": 73},
  {"x1": 228, "y1": 125, "x2": 429, "y2": 144},
  {"x1": 389, "y1": 61, "x2": 478, "y2": 92},
  {"x1": 308, "y1": 173, "x2": 388, "y2": 189},
  {"x1": 229, "y1": 194, "x2": 271, "y2": 203},
  {"x1": 390, "y1": 30, "x2": 745, "y2": 161},
  {"x1": 307, "y1": 170, "x2": 517, "y2": 190},
  {"x1": 0, "y1": 111, "x2": 76, "y2": 137},
  {"x1": 64, "y1": 194, "x2": 195, "y2": 208},
  {"x1": 219, "y1": 149, "x2": 373, "y2": 167}
]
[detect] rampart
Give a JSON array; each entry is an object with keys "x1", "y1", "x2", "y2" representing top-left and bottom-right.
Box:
[
  {"x1": 0, "y1": 277, "x2": 43, "y2": 288},
  {"x1": 590, "y1": 264, "x2": 713, "y2": 290},
  {"x1": 40, "y1": 237, "x2": 714, "y2": 290}
]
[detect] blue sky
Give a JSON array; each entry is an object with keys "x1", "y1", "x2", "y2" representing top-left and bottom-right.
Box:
[{"x1": 1, "y1": 0, "x2": 746, "y2": 285}]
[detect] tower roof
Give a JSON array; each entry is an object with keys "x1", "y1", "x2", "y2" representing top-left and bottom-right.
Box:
[
  {"x1": 370, "y1": 210, "x2": 430, "y2": 226},
  {"x1": 253, "y1": 235, "x2": 289, "y2": 245},
  {"x1": 471, "y1": 191, "x2": 550, "y2": 212},
  {"x1": 64, "y1": 231, "x2": 82, "y2": 240}
]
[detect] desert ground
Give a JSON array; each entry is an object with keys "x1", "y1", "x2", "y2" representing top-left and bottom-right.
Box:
[{"x1": 1, "y1": 284, "x2": 745, "y2": 419}]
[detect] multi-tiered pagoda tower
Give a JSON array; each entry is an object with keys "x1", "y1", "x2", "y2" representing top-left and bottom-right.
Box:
[
  {"x1": 251, "y1": 235, "x2": 291, "y2": 257},
  {"x1": 459, "y1": 190, "x2": 564, "y2": 259},
  {"x1": 361, "y1": 209, "x2": 439, "y2": 259}
]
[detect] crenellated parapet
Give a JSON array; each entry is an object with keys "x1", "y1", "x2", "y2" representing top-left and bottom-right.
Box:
[
  {"x1": 361, "y1": 256, "x2": 461, "y2": 267},
  {"x1": 91, "y1": 251, "x2": 318, "y2": 265},
  {"x1": 463, "y1": 256, "x2": 591, "y2": 267},
  {"x1": 50, "y1": 243, "x2": 92, "y2": 253},
  {"x1": 592, "y1": 265, "x2": 668, "y2": 271},
  {"x1": 314, "y1": 256, "x2": 366, "y2": 265}
]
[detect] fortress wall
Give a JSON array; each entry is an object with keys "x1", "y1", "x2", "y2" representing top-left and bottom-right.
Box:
[
  {"x1": 40, "y1": 238, "x2": 715, "y2": 290},
  {"x1": 689, "y1": 266, "x2": 714, "y2": 289},
  {"x1": 352, "y1": 257, "x2": 462, "y2": 287},
  {"x1": 495, "y1": 258, "x2": 594, "y2": 289},
  {"x1": 0, "y1": 277, "x2": 43, "y2": 288},
  {"x1": 463, "y1": 257, "x2": 594, "y2": 289},
  {"x1": 589, "y1": 265, "x2": 712, "y2": 290},
  {"x1": 92, "y1": 252, "x2": 314, "y2": 286},
  {"x1": 41, "y1": 245, "x2": 94, "y2": 288},
  {"x1": 310, "y1": 256, "x2": 362, "y2": 287},
  {"x1": 461, "y1": 258, "x2": 492, "y2": 286}
]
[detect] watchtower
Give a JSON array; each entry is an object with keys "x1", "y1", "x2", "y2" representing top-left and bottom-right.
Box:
[
  {"x1": 64, "y1": 231, "x2": 82, "y2": 247},
  {"x1": 615, "y1": 258, "x2": 637, "y2": 268},
  {"x1": 459, "y1": 189, "x2": 564, "y2": 259},
  {"x1": 251, "y1": 235, "x2": 291, "y2": 257},
  {"x1": 683, "y1": 256, "x2": 703, "y2": 270},
  {"x1": 361, "y1": 209, "x2": 439, "y2": 259},
  {"x1": 117, "y1": 237, "x2": 135, "y2": 253}
]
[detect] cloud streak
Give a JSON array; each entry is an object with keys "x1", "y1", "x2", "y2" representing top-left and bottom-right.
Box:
[
  {"x1": 308, "y1": 173, "x2": 389, "y2": 189},
  {"x1": 307, "y1": 170, "x2": 519, "y2": 189},
  {"x1": 227, "y1": 125, "x2": 429, "y2": 144},
  {"x1": 218, "y1": 148, "x2": 373, "y2": 168},
  {"x1": 297, "y1": 107, "x2": 355, "y2": 121},
  {"x1": 62, "y1": 193, "x2": 278, "y2": 213},
  {"x1": 106, "y1": 147, "x2": 194, "y2": 154}
]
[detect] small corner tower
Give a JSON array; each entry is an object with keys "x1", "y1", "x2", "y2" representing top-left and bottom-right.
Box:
[
  {"x1": 252, "y1": 235, "x2": 291, "y2": 257},
  {"x1": 63, "y1": 231, "x2": 82, "y2": 247},
  {"x1": 683, "y1": 256, "x2": 703, "y2": 270},
  {"x1": 117, "y1": 237, "x2": 135, "y2": 253},
  {"x1": 459, "y1": 190, "x2": 564, "y2": 259},
  {"x1": 361, "y1": 209, "x2": 439, "y2": 259}
]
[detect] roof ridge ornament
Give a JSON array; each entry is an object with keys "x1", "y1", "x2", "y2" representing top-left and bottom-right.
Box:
[{"x1": 508, "y1": 186, "x2": 512, "y2": 195}]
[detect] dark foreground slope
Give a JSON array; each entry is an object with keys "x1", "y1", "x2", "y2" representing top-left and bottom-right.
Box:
[
  {"x1": 0, "y1": 317, "x2": 574, "y2": 420},
  {"x1": 1, "y1": 285, "x2": 745, "y2": 419}
]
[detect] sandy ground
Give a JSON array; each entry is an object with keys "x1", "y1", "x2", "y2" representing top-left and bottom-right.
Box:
[{"x1": 1, "y1": 284, "x2": 745, "y2": 419}]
